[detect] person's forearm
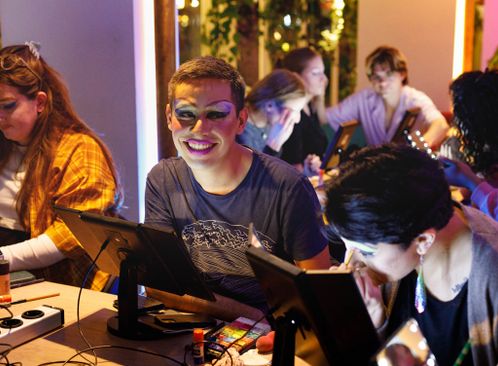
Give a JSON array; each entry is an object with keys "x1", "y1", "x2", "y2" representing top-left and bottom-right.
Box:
[
  {"x1": 2, "y1": 234, "x2": 66, "y2": 271},
  {"x1": 145, "y1": 287, "x2": 265, "y2": 322},
  {"x1": 422, "y1": 117, "x2": 449, "y2": 149},
  {"x1": 265, "y1": 137, "x2": 284, "y2": 153},
  {"x1": 295, "y1": 246, "x2": 331, "y2": 269}
]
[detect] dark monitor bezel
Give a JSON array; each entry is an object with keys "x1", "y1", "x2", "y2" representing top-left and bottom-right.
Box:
[
  {"x1": 391, "y1": 107, "x2": 421, "y2": 143},
  {"x1": 320, "y1": 119, "x2": 359, "y2": 170},
  {"x1": 246, "y1": 246, "x2": 380, "y2": 366},
  {"x1": 53, "y1": 204, "x2": 214, "y2": 301}
]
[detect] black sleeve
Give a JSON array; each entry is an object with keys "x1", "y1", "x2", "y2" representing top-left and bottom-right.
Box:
[
  {"x1": 262, "y1": 145, "x2": 281, "y2": 157},
  {"x1": 280, "y1": 122, "x2": 304, "y2": 165}
]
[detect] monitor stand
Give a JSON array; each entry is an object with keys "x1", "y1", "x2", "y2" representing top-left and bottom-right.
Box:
[
  {"x1": 271, "y1": 314, "x2": 298, "y2": 366},
  {"x1": 107, "y1": 254, "x2": 165, "y2": 340}
]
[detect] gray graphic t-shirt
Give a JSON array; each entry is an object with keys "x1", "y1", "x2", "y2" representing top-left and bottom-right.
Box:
[{"x1": 145, "y1": 150, "x2": 327, "y2": 310}]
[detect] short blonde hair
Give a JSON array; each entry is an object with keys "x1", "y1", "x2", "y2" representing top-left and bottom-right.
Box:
[{"x1": 246, "y1": 69, "x2": 305, "y2": 112}]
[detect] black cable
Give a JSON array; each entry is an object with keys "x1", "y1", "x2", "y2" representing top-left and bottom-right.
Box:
[
  {"x1": 0, "y1": 355, "x2": 22, "y2": 366},
  {"x1": 0, "y1": 343, "x2": 11, "y2": 366},
  {"x1": 0, "y1": 305, "x2": 14, "y2": 321},
  {"x1": 37, "y1": 361, "x2": 92, "y2": 366},
  {"x1": 75, "y1": 238, "x2": 111, "y2": 366},
  {"x1": 59, "y1": 345, "x2": 186, "y2": 366}
]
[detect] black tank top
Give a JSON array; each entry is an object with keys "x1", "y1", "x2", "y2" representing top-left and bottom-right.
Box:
[{"x1": 387, "y1": 271, "x2": 472, "y2": 366}]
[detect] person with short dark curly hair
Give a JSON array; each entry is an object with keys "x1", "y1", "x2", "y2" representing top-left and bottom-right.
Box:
[
  {"x1": 440, "y1": 69, "x2": 498, "y2": 221},
  {"x1": 324, "y1": 144, "x2": 498, "y2": 366}
]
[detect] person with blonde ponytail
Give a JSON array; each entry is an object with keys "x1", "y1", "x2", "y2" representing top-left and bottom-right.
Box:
[{"x1": 0, "y1": 43, "x2": 122, "y2": 290}]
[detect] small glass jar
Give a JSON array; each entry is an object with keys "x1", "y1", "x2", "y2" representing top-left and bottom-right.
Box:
[{"x1": 0, "y1": 260, "x2": 11, "y2": 304}]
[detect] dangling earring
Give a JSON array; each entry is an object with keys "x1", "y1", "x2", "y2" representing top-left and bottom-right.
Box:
[{"x1": 415, "y1": 254, "x2": 426, "y2": 313}]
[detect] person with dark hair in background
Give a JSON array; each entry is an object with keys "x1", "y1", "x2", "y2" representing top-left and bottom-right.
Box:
[
  {"x1": 440, "y1": 69, "x2": 498, "y2": 221},
  {"x1": 237, "y1": 69, "x2": 307, "y2": 157},
  {"x1": 0, "y1": 43, "x2": 122, "y2": 289},
  {"x1": 144, "y1": 56, "x2": 330, "y2": 321},
  {"x1": 323, "y1": 144, "x2": 498, "y2": 365},
  {"x1": 326, "y1": 46, "x2": 448, "y2": 149},
  {"x1": 276, "y1": 47, "x2": 329, "y2": 176}
]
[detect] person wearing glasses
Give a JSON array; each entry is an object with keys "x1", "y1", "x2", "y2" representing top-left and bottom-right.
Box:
[
  {"x1": 326, "y1": 46, "x2": 448, "y2": 149},
  {"x1": 0, "y1": 43, "x2": 122, "y2": 289}
]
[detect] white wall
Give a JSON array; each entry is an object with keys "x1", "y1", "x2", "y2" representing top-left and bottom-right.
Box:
[
  {"x1": 356, "y1": 0, "x2": 456, "y2": 112},
  {"x1": 0, "y1": 0, "x2": 140, "y2": 221}
]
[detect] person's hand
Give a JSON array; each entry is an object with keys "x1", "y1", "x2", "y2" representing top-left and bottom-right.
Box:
[
  {"x1": 256, "y1": 330, "x2": 275, "y2": 353},
  {"x1": 303, "y1": 154, "x2": 322, "y2": 177},
  {"x1": 439, "y1": 157, "x2": 483, "y2": 192},
  {"x1": 353, "y1": 267, "x2": 386, "y2": 328},
  {"x1": 265, "y1": 109, "x2": 296, "y2": 152},
  {"x1": 329, "y1": 255, "x2": 386, "y2": 329}
]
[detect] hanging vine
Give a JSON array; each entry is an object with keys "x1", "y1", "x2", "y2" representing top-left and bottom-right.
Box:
[
  {"x1": 201, "y1": 0, "x2": 255, "y2": 62},
  {"x1": 202, "y1": 0, "x2": 347, "y2": 63},
  {"x1": 201, "y1": 0, "x2": 357, "y2": 97}
]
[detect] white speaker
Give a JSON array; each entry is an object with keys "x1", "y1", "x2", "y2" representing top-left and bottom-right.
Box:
[{"x1": 0, "y1": 305, "x2": 64, "y2": 348}]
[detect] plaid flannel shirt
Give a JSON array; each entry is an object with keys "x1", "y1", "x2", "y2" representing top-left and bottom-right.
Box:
[{"x1": 27, "y1": 132, "x2": 117, "y2": 290}]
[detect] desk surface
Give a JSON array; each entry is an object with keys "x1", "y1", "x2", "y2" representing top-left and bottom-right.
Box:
[
  {"x1": 7, "y1": 282, "x2": 309, "y2": 366},
  {"x1": 7, "y1": 281, "x2": 193, "y2": 366}
]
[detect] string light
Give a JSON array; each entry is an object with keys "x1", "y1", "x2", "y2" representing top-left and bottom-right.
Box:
[
  {"x1": 319, "y1": 0, "x2": 346, "y2": 52},
  {"x1": 283, "y1": 14, "x2": 292, "y2": 27},
  {"x1": 176, "y1": 0, "x2": 185, "y2": 10},
  {"x1": 179, "y1": 14, "x2": 190, "y2": 28}
]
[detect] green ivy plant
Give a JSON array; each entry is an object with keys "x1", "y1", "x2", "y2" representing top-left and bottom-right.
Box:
[
  {"x1": 201, "y1": 0, "x2": 254, "y2": 62},
  {"x1": 202, "y1": 0, "x2": 331, "y2": 63},
  {"x1": 201, "y1": 0, "x2": 358, "y2": 100},
  {"x1": 259, "y1": 0, "x2": 310, "y2": 63}
]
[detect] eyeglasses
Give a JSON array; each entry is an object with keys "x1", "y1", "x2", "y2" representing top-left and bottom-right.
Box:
[
  {"x1": 0, "y1": 54, "x2": 43, "y2": 88},
  {"x1": 368, "y1": 70, "x2": 397, "y2": 84}
]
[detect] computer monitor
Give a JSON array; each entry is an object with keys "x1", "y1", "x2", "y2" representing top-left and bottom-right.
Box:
[
  {"x1": 391, "y1": 108, "x2": 421, "y2": 144},
  {"x1": 246, "y1": 247, "x2": 380, "y2": 366},
  {"x1": 320, "y1": 120, "x2": 359, "y2": 170},
  {"x1": 53, "y1": 205, "x2": 214, "y2": 339}
]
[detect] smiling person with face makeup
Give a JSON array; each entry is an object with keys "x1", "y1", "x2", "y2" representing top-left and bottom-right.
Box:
[
  {"x1": 323, "y1": 144, "x2": 498, "y2": 366},
  {"x1": 144, "y1": 56, "x2": 330, "y2": 321},
  {"x1": 326, "y1": 46, "x2": 448, "y2": 149},
  {"x1": 237, "y1": 69, "x2": 307, "y2": 157},
  {"x1": 0, "y1": 44, "x2": 122, "y2": 290}
]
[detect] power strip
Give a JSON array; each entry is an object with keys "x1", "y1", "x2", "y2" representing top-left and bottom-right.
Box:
[{"x1": 0, "y1": 305, "x2": 64, "y2": 348}]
